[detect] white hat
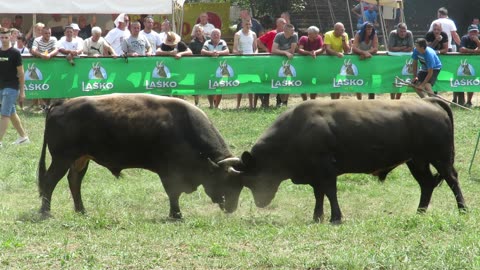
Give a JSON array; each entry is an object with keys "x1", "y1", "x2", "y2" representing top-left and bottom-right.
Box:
[{"x1": 70, "y1": 23, "x2": 80, "y2": 31}]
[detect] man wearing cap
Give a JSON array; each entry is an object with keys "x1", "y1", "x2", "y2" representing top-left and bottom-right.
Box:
[
  {"x1": 121, "y1": 21, "x2": 151, "y2": 56},
  {"x1": 105, "y1": 13, "x2": 131, "y2": 56},
  {"x1": 457, "y1": 24, "x2": 480, "y2": 107},
  {"x1": 411, "y1": 38, "x2": 442, "y2": 98},
  {"x1": 156, "y1": 31, "x2": 192, "y2": 59}
]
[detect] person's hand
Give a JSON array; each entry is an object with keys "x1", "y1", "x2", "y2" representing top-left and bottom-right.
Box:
[
  {"x1": 310, "y1": 51, "x2": 316, "y2": 59},
  {"x1": 174, "y1": 53, "x2": 182, "y2": 59},
  {"x1": 18, "y1": 91, "x2": 25, "y2": 104},
  {"x1": 435, "y1": 35, "x2": 443, "y2": 42},
  {"x1": 337, "y1": 52, "x2": 344, "y2": 58},
  {"x1": 285, "y1": 51, "x2": 294, "y2": 59}
]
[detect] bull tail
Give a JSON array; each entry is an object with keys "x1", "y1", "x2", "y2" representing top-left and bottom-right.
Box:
[
  {"x1": 37, "y1": 115, "x2": 49, "y2": 197},
  {"x1": 37, "y1": 101, "x2": 63, "y2": 196},
  {"x1": 426, "y1": 97, "x2": 456, "y2": 180}
]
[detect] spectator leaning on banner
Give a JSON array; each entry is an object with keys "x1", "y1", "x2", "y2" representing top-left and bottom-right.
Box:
[
  {"x1": 425, "y1": 22, "x2": 448, "y2": 54},
  {"x1": 257, "y1": 18, "x2": 286, "y2": 53},
  {"x1": 298, "y1": 25, "x2": 324, "y2": 101},
  {"x1": 201, "y1": 28, "x2": 229, "y2": 109},
  {"x1": 233, "y1": 19, "x2": 258, "y2": 109},
  {"x1": 83, "y1": 26, "x2": 116, "y2": 57},
  {"x1": 141, "y1": 16, "x2": 162, "y2": 52},
  {"x1": 457, "y1": 24, "x2": 480, "y2": 107},
  {"x1": 105, "y1": 13, "x2": 131, "y2": 56},
  {"x1": 325, "y1": 22, "x2": 350, "y2": 100},
  {"x1": 156, "y1": 31, "x2": 192, "y2": 59},
  {"x1": 121, "y1": 21, "x2": 152, "y2": 56},
  {"x1": 272, "y1": 23, "x2": 298, "y2": 107}
]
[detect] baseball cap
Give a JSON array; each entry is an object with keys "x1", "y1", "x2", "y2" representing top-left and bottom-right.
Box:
[
  {"x1": 70, "y1": 23, "x2": 80, "y2": 31},
  {"x1": 468, "y1": 24, "x2": 479, "y2": 32}
]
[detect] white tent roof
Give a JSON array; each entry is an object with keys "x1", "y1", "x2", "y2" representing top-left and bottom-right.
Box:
[
  {"x1": 363, "y1": 0, "x2": 401, "y2": 8},
  {"x1": 0, "y1": 0, "x2": 172, "y2": 14}
]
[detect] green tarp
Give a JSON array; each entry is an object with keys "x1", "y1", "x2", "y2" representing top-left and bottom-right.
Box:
[{"x1": 23, "y1": 54, "x2": 480, "y2": 98}]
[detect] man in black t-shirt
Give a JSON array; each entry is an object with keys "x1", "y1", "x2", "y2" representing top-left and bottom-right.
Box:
[
  {"x1": 0, "y1": 28, "x2": 29, "y2": 147},
  {"x1": 425, "y1": 22, "x2": 448, "y2": 54},
  {"x1": 156, "y1": 31, "x2": 192, "y2": 59},
  {"x1": 457, "y1": 24, "x2": 480, "y2": 107}
]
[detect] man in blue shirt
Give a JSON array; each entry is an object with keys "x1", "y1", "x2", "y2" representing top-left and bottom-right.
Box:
[{"x1": 411, "y1": 38, "x2": 442, "y2": 98}]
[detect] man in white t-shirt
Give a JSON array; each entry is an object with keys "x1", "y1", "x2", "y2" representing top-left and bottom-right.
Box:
[
  {"x1": 428, "y1": 7, "x2": 461, "y2": 51},
  {"x1": 140, "y1": 16, "x2": 162, "y2": 52},
  {"x1": 191, "y1": 12, "x2": 215, "y2": 38},
  {"x1": 105, "y1": 13, "x2": 131, "y2": 56},
  {"x1": 58, "y1": 25, "x2": 83, "y2": 65}
]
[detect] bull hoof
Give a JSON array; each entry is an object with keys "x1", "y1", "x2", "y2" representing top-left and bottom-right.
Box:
[
  {"x1": 330, "y1": 219, "x2": 343, "y2": 225},
  {"x1": 313, "y1": 214, "x2": 324, "y2": 223},
  {"x1": 416, "y1": 208, "x2": 427, "y2": 214},
  {"x1": 169, "y1": 212, "x2": 183, "y2": 220},
  {"x1": 39, "y1": 211, "x2": 53, "y2": 220}
]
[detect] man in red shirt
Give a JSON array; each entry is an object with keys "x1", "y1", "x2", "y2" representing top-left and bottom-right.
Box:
[{"x1": 258, "y1": 18, "x2": 286, "y2": 52}]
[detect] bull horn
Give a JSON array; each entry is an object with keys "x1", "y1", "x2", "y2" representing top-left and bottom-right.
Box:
[
  {"x1": 228, "y1": 167, "x2": 241, "y2": 174},
  {"x1": 217, "y1": 157, "x2": 242, "y2": 167}
]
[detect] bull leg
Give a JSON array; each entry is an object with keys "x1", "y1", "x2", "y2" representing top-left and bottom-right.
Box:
[
  {"x1": 431, "y1": 161, "x2": 467, "y2": 211},
  {"x1": 39, "y1": 159, "x2": 71, "y2": 216},
  {"x1": 67, "y1": 158, "x2": 90, "y2": 214},
  {"x1": 312, "y1": 184, "x2": 325, "y2": 223},
  {"x1": 159, "y1": 176, "x2": 183, "y2": 219},
  {"x1": 406, "y1": 160, "x2": 436, "y2": 213},
  {"x1": 325, "y1": 183, "x2": 342, "y2": 224}
]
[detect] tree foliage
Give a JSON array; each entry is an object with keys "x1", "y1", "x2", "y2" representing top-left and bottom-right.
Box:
[{"x1": 185, "y1": 0, "x2": 307, "y2": 18}]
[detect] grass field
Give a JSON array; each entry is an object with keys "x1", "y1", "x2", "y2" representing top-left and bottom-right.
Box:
[{"x1": 1, "y1": 94, "x2": 480, "y2": 269}]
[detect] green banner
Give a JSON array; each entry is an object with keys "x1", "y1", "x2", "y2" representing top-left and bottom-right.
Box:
[{"x1": 23, "y1": 55, "x2": 480, "y2": 98}]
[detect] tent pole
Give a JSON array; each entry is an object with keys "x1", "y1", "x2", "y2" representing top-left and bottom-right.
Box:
[
  {"x1": 346, "y1": 0, "x2": 355, "y2": 38},
  {"x1": 377, "y1": 0, "x2": 388, "y2": 48}
]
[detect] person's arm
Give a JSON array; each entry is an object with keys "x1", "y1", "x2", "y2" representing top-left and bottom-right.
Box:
[
  {"x1": 439, "y1": 36, "x2": 448, "y2": 54},
  {"x1": 218, "y1": 42, "x2": 230, "y2": 55},
  {"x1": 370, "y1": 34, "x2": 378, "y2": 54},
  {"x1": 175, "y1": 47, "x2": 193, "y2": 59},
  {"x1": 16, "y1": 64, "x2": 25, "y2": 103},
  {"x1": 452, "y1": 31, "x2": 461, "y2": 46},
  {"x1": 271, "y1": 42, "x2": 293, "y2": 59},
  {"x1": 342, "y1": 33, "x2": 350, "y2": 53},
  {"x1": 289, "y1": 42, "x2": 297, "y2": 54},
  {"x1": 104, "y1": 41, "x2": 117, "y2": 57},
  {"x1": 412, "y1": 59, "x2": 418, "y2": 81},
  {"x1": 252, "y1": 33, "x2": 258, "y2": 53},
  {"x1": 257, "y1": 37, "x2": 267, "y2": 52},
  {"x1": 232, "y1": 32, "x2": 241, "y2": 54}
]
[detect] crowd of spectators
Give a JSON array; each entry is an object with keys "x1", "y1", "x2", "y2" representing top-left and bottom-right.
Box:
[{"x1": 0, "y1": 5, "x2": 479, "y2": 109}]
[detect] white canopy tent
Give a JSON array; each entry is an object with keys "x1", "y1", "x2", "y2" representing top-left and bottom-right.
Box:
[
  {"x1": 0, "y1": 1, "x2": 173, "y2": 14},
  {"x1": 0, "y1": 0, "x2": 188, "y2": 33}
]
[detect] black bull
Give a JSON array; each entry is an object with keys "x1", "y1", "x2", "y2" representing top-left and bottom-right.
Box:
[
  {"x1": 38, "y1": 94, "x2": 242, "y2": 219},
  {"x1": 225, "y1": 98, "x2": 467, "y2": 223}
]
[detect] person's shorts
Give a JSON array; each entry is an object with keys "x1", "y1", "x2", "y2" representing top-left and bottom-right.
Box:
[
  {"x1": 0, "y1": 88, "x2": 19, "y2": 116},
  {"x1": 418, "y1": 69, "x2": 441, "y2": 86}
]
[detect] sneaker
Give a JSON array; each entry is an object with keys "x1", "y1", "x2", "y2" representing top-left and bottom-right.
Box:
[
  {"x1": 465, "y1": 102, "x2": 473, "y2": 108},
  {"x1": 12, "y1": 136, "x2": 30, "y2": 145},
  {"x1": 0, "y1": 142, "x2": 3, "y2": 148}
]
